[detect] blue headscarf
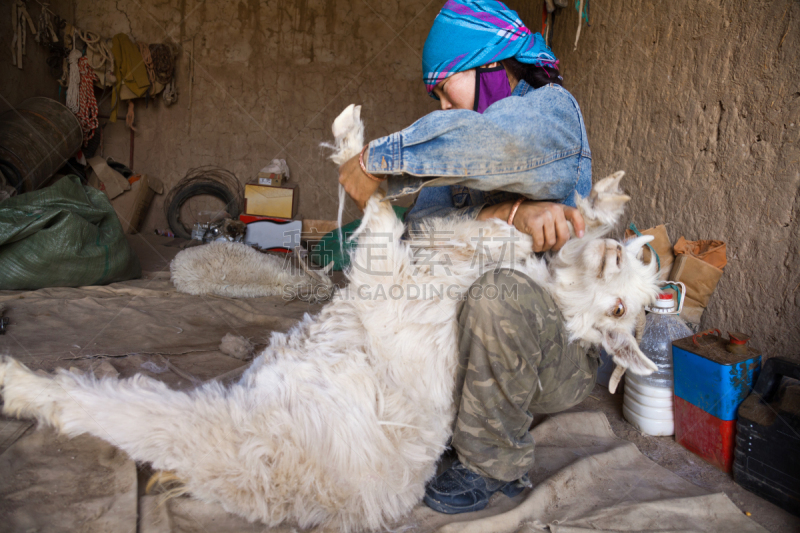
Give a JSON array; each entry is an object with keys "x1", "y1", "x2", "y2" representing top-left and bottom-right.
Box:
[{"x1": 422, "y1": 0, "x2": 558, "y2": 96}]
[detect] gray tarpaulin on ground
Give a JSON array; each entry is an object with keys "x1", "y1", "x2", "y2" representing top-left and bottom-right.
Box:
[
  {"x1": 0, "y1": 410, "x2": 765, "y2": 533},
  {"x1": 0, "y1": 281, "x2": 766, "y2": 533},
  {"x1": 0, "y1": 278, "x2": 306, "y2": 366},
  {"x1": 0, "y1": 175, "x2": 141, "y2": 290}
]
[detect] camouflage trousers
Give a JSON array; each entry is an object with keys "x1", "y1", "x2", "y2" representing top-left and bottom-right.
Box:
[{"x1": 451, "y1": 268, "x2": 598, "y2": 482}]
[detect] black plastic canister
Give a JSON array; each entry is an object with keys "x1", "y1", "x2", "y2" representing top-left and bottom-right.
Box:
[{"x1": 734, "y1": 357, "x2": 800, "y2": 516}]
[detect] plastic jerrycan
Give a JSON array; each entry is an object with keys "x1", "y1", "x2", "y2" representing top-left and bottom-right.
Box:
[{"x1": 623, "y1": 282, "x2": 692, "y2": 436}]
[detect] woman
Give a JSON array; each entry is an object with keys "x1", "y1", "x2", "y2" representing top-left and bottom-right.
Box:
[{"x1": 339, "y1": 0, "x2": 599, "y2": 515}]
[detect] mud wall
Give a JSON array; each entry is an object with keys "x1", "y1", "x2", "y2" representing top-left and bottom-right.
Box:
[
  {"x1": 3, "y1": 0, "x2": 796, "y2": 358},
  {"x1": 73, "y1": 0, "x2": 442, "y2": 230},
  {"x1": 548, "y1": 0, "x2": 799, "y2": 358}
]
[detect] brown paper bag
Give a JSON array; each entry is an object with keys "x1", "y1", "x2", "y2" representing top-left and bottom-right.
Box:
[
  {"x1": 669, "y1": 237, "x2": 727, "y2": 325},
  {"x1": 673, "y1": 237, "x2": 727, "y2": 270}
]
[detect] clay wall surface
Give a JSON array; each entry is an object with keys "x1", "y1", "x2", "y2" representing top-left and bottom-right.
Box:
[
  {"x1": 2, "y1": 0, "x2": 796, "y2": 359},
  {"x1": 548, "y1": 0, "x2": 799, "y2": 358},
  {"x1": 73, "y1": 0, "x2": 443, "y2": 231},
  {"x1": 0, "y1": 0, "x2": 77, "y2": 113}
]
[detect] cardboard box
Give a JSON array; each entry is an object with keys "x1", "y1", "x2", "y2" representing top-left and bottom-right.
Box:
[
  {"x1": 244, "y1": 183, "x2": 298, "y2": 218},
  {"x1": 256, "y1": 172, "x2": 284, "y2": 187},
  {"x1": 111, "y1": 174, "x2": 164, "y2": 234},
  {"x1": 301, "y1": 219, "x2": 339, "y2": 240},
  {"x1": 86, "y1": 156, "x2": 130, "y2": 199}
]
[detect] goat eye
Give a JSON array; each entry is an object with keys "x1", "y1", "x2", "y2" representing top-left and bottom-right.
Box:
[{"x1": 611, "y1": 300, "x2": 626, "y2": 318}]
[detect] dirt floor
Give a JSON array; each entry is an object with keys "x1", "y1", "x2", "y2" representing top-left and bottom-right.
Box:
[
  {"x1": 1, "y1": 234, "x2": 798, "y2": 532},
  {"x1": 566, "y1": 387, "x2": 800, "y2": 533}
]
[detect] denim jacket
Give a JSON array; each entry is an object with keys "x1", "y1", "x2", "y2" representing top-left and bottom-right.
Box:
[{"x1": 364, "y1": 81, "x2": 592, "y2": 226}]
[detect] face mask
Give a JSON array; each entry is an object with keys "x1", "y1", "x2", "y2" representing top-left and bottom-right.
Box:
[{"x1": 473, "y1": 65, "x2": 511, "y2": 114}]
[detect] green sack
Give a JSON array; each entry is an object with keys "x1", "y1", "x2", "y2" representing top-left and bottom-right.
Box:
[
  {"x1": 310, "y1": 206, "x2": 407, "y2": 271},
  {"x1": 0, "y1": 175, "x2": 141, "y2": 289}
]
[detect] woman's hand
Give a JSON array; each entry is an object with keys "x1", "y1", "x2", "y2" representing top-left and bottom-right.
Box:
[
  {"x1": 478, "y1": 199, "x2": 585, "y2": 253},
  {"x1": 338, "y1": 150, "x2": 382, "y2": 211}
]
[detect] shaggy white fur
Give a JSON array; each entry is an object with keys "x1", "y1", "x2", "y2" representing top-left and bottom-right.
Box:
[
  {"x1": 0, "y1": 105, "x2": 661, "y2": 532},
  {"x1": 170, "y1": 242, "x2": 333, "y2": 303}
]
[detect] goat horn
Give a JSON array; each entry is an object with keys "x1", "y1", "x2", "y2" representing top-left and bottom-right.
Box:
[{"x1": 608, "y1": 364, "x2": 626, "y2": 394}]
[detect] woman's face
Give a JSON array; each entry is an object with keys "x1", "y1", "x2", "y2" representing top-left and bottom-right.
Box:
[
  {"x1": 433, "y1": 69, "x2": 476, "y2": 110},
  {"x1": 432, "y1": 62, "x2": 508, "y2": 111}
]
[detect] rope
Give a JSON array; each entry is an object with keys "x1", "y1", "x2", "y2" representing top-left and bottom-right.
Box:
[
  {"x1": 34, "y1": 2, "x2": 58, "y2": 44},
  {"x1": 628, "y1": 222, "x2": 661, "y2": 272},
  {"x1": 76, "y1": 56, "x2": 99, "y2": 145},
  {"x1": 11, "y1": 1, "x2": 37, "y2": 69},
  {"x1": 78, "y1": 29, "x2": 114, "y2": 73},
  {"x1": 65, "y1": 48, "x2": 82, "y2": 113}
]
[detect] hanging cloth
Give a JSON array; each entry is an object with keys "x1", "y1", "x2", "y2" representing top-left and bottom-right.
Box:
[{"x1": 110, "y1": 34, "x2": 150, "y2": 122}]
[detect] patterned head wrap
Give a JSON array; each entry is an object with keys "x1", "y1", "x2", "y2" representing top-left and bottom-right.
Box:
[{"x1": 422, "y1": 0, "x2": 558, "y2": 97}]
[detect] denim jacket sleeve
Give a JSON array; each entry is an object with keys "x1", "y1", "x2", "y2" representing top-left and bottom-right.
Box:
[{"x1": 366, "y1": 82, "x2": 592, "y2": 226}]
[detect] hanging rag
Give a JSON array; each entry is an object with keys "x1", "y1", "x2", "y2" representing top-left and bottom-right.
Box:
[
  {"x1": 421, "y1": 0, "x2": 559, "y2": 97},
  {"x1": 673, "y1": 237, "x2": 727, "y2": 270},
  {"x1": 110, "y1": 33, "x2": 150, "y2": 122},
  {"x1": 149, "y1": 43, "x2": 176, "y2": 84},
  {"x1": 11, "y1": 0, "x2": 38, "y2": 69},
  {"x1": 34, "y1": 2, "x2": 59, "y2": 45}
]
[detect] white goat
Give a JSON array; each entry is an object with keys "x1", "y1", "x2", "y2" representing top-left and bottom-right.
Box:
[{"x1": 0, "y1": 105, "x2": 659, "y2": 532}]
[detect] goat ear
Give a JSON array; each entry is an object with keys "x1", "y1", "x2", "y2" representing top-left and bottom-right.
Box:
[
  {"x1": 603, "y1": 330, "x2": 657, "y2": 376},
  {"x1": 592, "y1": 171, "x2": 625, "y2": 194},
  {"x1": 589, "y1": 171, "x2": 631, "y2": 211}
]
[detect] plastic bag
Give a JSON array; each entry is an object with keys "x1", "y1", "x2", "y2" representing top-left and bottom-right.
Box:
[{"x1": 0, "y1": 175, "x2": 141, "y2": 289}]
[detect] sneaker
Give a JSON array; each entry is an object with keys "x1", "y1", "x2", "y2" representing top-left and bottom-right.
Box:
[{"x1": 423, "y1": 459, "x2": 531, "y2": 514}]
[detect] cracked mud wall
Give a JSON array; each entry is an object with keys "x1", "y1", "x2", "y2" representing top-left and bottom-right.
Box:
[
  {"x1": 5, "y1": 1, "x2": 796, "y2": 359},
  {"x1": 548, "y1": 0, "x2": 799, "y2": 359},
  {"x1": 75, "y1": 0, "x2": 442, "y2": 232}
]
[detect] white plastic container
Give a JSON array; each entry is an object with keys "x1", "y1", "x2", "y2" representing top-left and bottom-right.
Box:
[
  {"x1": 623, "y1": 373, "x2": 675, "y2": 435},
  {"x1": 623, "y1": 283, "x2": 692, "y2": 436}
]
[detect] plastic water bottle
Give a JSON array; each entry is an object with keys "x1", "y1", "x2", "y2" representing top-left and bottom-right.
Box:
[{"x1": 623, "y1": 283, "x2": 692, "y2": 436}]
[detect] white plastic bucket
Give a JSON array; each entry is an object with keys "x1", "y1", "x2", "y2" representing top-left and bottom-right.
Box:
[
  {"x1": 626, "y1": 373, "x2": 673, "y2": 398},
  {"x1": 623, "y1": 374, "x2": 675, "y2": 436},
  {"x1": 623, "y1": 404, "x2": 675, "y2": 436}
]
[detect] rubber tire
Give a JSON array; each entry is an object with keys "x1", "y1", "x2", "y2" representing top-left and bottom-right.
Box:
[
  {"x1": 166, "y1": 181, "x2": 242, "y2": 239},
  {"x1": 0, "y1": 159, "x2": 23, "y2": 193}
]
